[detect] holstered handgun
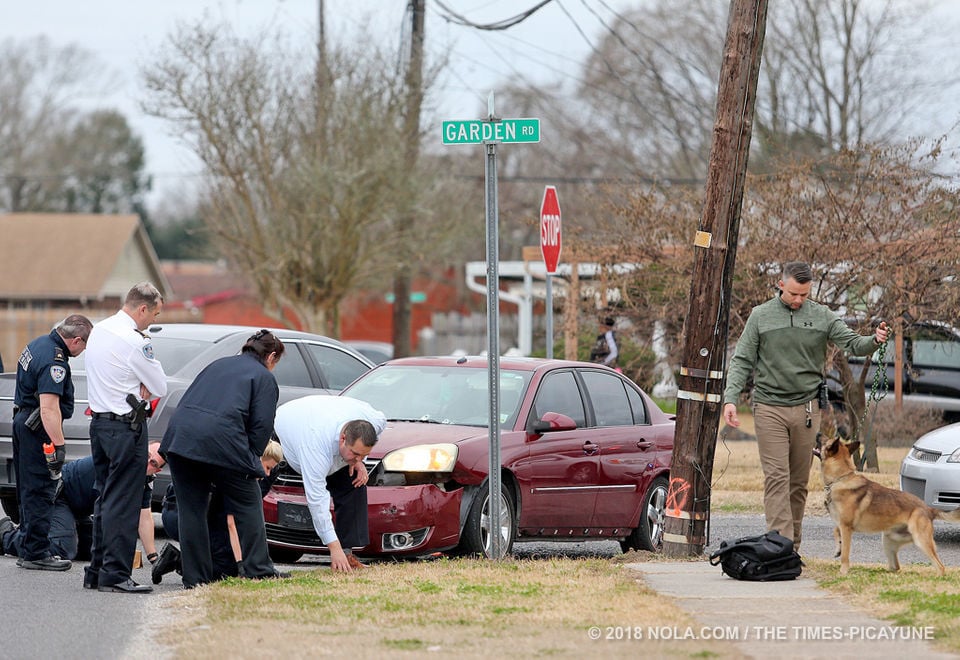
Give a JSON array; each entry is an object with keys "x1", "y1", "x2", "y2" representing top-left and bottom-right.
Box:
[{"x1": 126, "y1": 393, "x2": 149, "y2": 431}]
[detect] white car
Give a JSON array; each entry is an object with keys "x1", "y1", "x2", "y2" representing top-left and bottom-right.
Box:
[{"x1": 900, "y1": 422, "x2": 960, "y2": 512}]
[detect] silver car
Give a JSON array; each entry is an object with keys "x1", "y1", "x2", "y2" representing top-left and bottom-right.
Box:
[{"x1": 900, "y1": 422, "x2": 960, "y2": 512}]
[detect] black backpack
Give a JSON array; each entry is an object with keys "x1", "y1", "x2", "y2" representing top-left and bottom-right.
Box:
[{"x1": 708, "y1": 530, "x2": 803, "y2": 581}]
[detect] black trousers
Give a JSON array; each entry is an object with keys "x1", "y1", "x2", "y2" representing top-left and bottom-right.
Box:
[
  {"x1": 327, "y1": 465, "x2": 370, "y2": 549},
  {"x1": 11, "y1": 409, "x2": 60, "y2": 561},
  {"x1": 162, "y1": 493, "x2": 238, "y2": 580},
  {"x1": 166, "y1": 453, "x2": 275, "y2": 588},
  {"x1": 86, "y1": 417, "x2": 147, "y2": 588}
]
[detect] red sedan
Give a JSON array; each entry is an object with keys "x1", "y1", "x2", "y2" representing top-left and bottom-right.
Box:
[{"x1": 263, "y1": 356, "x2": 675, "y2": 560}]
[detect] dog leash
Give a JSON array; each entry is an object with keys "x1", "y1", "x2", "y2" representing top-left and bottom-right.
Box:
[{"x1": 852, "y1": 336, "x2": 889, "y2": 470}]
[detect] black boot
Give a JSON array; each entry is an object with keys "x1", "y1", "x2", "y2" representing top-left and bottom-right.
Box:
[{"x1": 151, "y1": 543, "x2": 181, "y2": 584}]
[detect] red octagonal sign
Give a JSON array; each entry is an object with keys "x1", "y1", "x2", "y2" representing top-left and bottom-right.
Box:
[{"x1": 540, "y1": 185, "x2": 562, "y2": 274}]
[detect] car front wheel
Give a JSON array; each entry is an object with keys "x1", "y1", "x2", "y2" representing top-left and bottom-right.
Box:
[
  {"x1": 459, "y1": 481, "x2": 515, "y2": 558},
  {"x1": 621, "y1": 474, "x2": 668, "y2": 553}
]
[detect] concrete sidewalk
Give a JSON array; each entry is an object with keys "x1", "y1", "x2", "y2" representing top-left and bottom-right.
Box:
[{"x1": 627, "y1": 561, "x2": 956, "y2": 659}]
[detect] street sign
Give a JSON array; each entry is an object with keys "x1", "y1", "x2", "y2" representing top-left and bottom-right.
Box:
[
  {"x1": 540, "y1": 186, "x2": 562, "y2": 274},
  {"x1": 442, "y1": 118, "x2": 540, "y2": 145}
]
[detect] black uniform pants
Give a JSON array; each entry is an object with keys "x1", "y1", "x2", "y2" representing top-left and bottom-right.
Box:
[
  {"x1": 166, "y1": 453, "x2": 275, "y2": 588},
  {"x1": 86, "y1": 417, "x2": 147, "y2": 588},
  {"x1": 327, "y1": 465, "x2": 370, "y2": 549},
  {"x1": 11, "y1": 409, "x2": 59, "y2": 560}
]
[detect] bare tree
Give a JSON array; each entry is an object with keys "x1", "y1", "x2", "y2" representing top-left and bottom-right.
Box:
[
  {"x1": 571, "y1": 0, "x2": 957, "y2": 179},
  {"x1": 142, "y1": 22, "x2": 468, "y2": 335},
  {"x1": 0, "y1": 36, "x2": 127, "y2": 212}
]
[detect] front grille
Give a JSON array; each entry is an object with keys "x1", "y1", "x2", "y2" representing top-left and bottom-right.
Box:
[
  {"x1": 937, "y1": 491, "x2": 960, "y2": 505},
  {"x1": 912, "y1": 448, "x2": 942, "y2": 463},
  {"x1": 265, "y1": 522, "x2": 323, "y2": 548},
  {"x1": 273, "y1": 458, "x2": 382, "y2": 488}
]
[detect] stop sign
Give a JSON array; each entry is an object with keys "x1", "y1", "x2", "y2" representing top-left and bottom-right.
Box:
[{"x1": 540, "y1": 186, "x2": 562, "y2": 274}]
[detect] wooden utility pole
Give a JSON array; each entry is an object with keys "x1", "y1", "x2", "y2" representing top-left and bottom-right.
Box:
[
  {"x1": 662, "y1": 0, "x2": 770, "y2": 557},
  {"x1": 391, "y1": 0, "x2": 425, "y2": 357}
]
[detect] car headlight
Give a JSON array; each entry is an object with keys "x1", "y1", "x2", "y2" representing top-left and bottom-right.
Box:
[
  {"x1": 382, "y1": 443, "x2": 458, "y2": 472},
  {"x1": 948, "y1": 448, "x2": 960, "y2": 463}
]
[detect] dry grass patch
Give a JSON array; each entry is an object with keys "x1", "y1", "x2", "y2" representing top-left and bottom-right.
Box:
[
  {"x1": 166, "y1": 557, "x2": 739, "y2": 659},
  {"x1": 803, "y1": 558, "x2": 960, "y2": 655}
]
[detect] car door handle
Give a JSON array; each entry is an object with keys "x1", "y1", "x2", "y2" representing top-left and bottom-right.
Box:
[
  {"x1": 583, "y1": 441, "x2": 599, "y2": 455},
  {"x1": 637, "y1": 440, "x2": 652, "y2": 450}
]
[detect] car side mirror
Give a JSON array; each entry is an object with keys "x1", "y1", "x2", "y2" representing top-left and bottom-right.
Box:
[{"x1": 530, "y1": 411, "x2": 577, "y2": 434}]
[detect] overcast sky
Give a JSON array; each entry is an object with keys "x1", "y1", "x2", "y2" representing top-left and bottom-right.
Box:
[
  {"x1": 3, "y1": 0, "x2": 641, "y2": 208},
  {"x1": 4, "y1": 0, "x2": 959, "y2": 209}
]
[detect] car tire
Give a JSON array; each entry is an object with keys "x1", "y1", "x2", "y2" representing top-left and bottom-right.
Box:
[
  {"x1": 459, "y1": 481, "x2": 515, "y2": 558},
  {"x1": 621, "y1": 474, "x2": 668, "y2": 553},
  {"x1": 1, "y1": 494, "x2": 19, "y2": 524},
  {"x1": 268, "y1": 546, "x2": 304, "y2": 564}
]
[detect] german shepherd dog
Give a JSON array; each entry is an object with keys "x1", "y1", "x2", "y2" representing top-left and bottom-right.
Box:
[{"x1": 818, "y1": 435, "x2": 960, "y2": 575}]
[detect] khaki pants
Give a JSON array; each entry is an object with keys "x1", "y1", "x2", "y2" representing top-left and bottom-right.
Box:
[{"x1": 753, "y1": 401, "x2": 820, "y2": 548}]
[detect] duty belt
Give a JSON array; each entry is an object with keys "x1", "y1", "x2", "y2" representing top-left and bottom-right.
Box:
[{"x1": 91, "y1": 411, "x2": 135, "y2": 422}]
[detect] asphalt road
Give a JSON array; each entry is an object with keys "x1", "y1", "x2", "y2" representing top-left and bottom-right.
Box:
[{"x1": 3, "y1": 512, "x2": 960, "y2": 659}]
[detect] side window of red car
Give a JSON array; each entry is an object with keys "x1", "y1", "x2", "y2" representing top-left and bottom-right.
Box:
[
  {"x1": 581, "y1": 370, "x2": 633, "y2": 427},
  {"x1": 532, "y1": 371, "x2": 586, "y2": 428}
]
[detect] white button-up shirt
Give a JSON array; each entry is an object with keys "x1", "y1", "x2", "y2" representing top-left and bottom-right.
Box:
[
  {"x1": 273, "y1": 395, "x2": 386, "y2": 545},
  {"x1": 85, "y1": 310, "x2": 168, "y2": 414}
]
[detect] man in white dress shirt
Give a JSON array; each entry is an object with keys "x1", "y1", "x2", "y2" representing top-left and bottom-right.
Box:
[
  {"x1": 273, "y1": 395, "x2": 386, "y2": 572},
  {"x1": 83, "y1": 282, "x2": 168, "y2": 593}
]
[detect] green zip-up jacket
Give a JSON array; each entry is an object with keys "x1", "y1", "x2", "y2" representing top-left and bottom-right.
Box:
[{"x1": 723, "y1": 295, "x2": 879, "y2": 407}]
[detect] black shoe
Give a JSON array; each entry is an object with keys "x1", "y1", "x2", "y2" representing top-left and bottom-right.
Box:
[
  {"x1": 19, "y1": 555, "x2": 72, "y2": 571},
  {"x1": 151, "y1": 543, "x2": 181, "y2": 585},
  {"x1": 83, "y1": 579, "x2": 98, "y2": 590},
  {"x1": 0, "y1": 516, "x2": 14, "y2": 554},
  {"x1": 98, "y1": 578, "x2": 153, "y2": 593}
]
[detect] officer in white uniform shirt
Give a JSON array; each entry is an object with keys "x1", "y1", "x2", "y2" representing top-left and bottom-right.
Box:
[
  {"x1": 83, "y1": 282, "x2": 167, "y2": 593},
  {"x1": 273, "y1": 395, "x2": 386, "y2": 572}
]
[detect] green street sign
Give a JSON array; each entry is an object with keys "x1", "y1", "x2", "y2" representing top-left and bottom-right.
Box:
[{"x1": 442, "y1": 118, "x2": 540, "y2": 145}]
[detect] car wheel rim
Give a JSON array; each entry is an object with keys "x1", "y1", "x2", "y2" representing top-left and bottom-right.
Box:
[
  {"x1": 480, "y1": 491, "x2": 511, "y2": 557},
  {"x1": 647, "y1": 484, "x2": 667, "y2": 550}
]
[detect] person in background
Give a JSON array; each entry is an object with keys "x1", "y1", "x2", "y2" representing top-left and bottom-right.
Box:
[
  {"x1": 589, "y1": 316, "x2": 619, "y2": 369},
  {"x1": 722, "y1": 261, "x2": 889, "y2": 549},
  {"x1": 84, "y1": 282, "x2": 168, "y2": 593},
  {"x1": 152, "y1": 441, "x2": 283, "y2": 584},
  {"x1": 160, "y1": 330, "x2": 286, "y2": 588},
  {"x1": 272, "y1": 395, "x2": 386, "y2": 572},
  {"x1": 10, "y1": 314, "x2": 92, "y2": 571}
]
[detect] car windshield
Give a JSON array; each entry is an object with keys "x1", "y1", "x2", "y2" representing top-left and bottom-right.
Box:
[
  {"x1": 344, "y1": 365, "x2": 532, "y2": 428},
  {"x1": 69, "y1": 336, "x2": 214, "y2": 375}
]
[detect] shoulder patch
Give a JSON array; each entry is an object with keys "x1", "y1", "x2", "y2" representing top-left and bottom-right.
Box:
[
  {"x1": 50, "y1": 365, "x2": 67, "y2": 384},
  {"x1": 142, "y1": 343, "x2": 155, "y2": 360},
  {"x1": 54, "y1": 347, "x2": 66, "y2": 362},
  {"x1": 19, "y1": 347, "x2": 32, "y2": 371}
]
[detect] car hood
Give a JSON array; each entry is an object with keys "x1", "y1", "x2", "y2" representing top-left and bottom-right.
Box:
[
  {"x1": 913, "y1": 422, "x2": 960, "y2": 453},
  {"x1": 370, "y1": 421, "x2": 490, "y2": 458}
]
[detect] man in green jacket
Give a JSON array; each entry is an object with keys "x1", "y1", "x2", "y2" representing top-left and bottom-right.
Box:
[{"x1": 722, "y1": 261, "x2": 888, "y2": 548}]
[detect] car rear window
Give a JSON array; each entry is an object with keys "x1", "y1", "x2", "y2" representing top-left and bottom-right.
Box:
[{"x1": 70, "y1": 336, "x2": 213, "y2": 376}]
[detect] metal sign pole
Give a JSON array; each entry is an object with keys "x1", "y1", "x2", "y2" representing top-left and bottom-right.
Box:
[
  {"x1": 545, "y1": 276, "x2": 553, "y2": 359},
  {"x1": 484, "y1": 93, "x2": 503, "y2": 560}
]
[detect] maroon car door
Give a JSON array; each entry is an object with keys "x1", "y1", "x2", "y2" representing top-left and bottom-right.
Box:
[
  {"x1": 517, "y1": 370, "x2": 600, "y2": 529},
  {"x1": 581, "y1": 370, "x2": 665, "y2": 529}
]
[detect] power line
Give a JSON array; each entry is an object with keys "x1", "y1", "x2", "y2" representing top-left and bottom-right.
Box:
[{"x1": 434, "y1": 0, "x2": 554, "y2": 31}]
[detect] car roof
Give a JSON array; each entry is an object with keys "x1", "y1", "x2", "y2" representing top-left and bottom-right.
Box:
[
  {"x1": 381, "y1": 355, "x2": 606, "y2": 372},
  {"x1": 147, "y1": 323, "x2": 352, "y2": 345}
]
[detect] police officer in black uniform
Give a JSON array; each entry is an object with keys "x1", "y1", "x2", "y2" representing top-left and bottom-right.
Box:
[
  {"x1": 84, "y1": 283, "x2": 167, "y2": 593},
  {"x1": 11, "y1": 314, "x2": 92, "y2": 570}
]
